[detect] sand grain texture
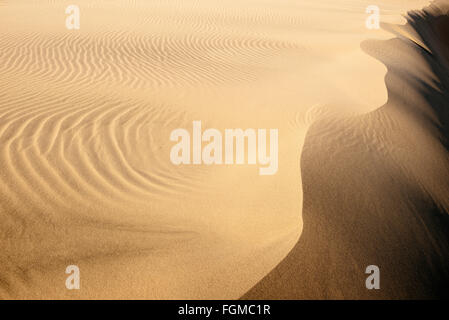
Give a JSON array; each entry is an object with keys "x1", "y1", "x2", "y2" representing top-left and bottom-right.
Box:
[
  {"x1": 244, "y1": 1, "x2": 449, "y2": 299},
  {"x1": 0, "y1": 0, "x2": 447, "y2": 299}
]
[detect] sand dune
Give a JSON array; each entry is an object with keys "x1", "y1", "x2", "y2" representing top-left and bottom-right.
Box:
[
  {"x1": 0, "y1": 0, "x2": 447, "y2": 299},
  {"x1": 244, "y1": 1, "x2": 449, "y2": 299}
]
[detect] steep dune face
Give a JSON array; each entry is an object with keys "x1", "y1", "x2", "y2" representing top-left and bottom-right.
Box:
[{"x1": 243, "y1": 1, "x2": 449, "y2": 299}]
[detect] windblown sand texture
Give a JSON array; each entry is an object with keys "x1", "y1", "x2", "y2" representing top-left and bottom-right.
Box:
[{"x1": 0, "y1": 0, "x2": 448, "y2": 299}]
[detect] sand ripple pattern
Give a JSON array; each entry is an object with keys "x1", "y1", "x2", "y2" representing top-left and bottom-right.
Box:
[
  {"x1": 0, "y1": 31, "x2": 298, "y2": 89},
  {"x1": 0, "y1": 0, "x2": 306, "y2": 298},
  {"x1": 0, "y1": 0, "x2": 304, "y2": 213}
]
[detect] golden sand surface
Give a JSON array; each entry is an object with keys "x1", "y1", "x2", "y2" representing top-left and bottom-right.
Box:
[{"x1": 0, "y1": 0, "x2": 447, "y2": 299}]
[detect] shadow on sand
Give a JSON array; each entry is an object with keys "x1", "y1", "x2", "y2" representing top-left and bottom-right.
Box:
[{"x1": 243, "y1": 2, "x2": 449, "y2": 299}]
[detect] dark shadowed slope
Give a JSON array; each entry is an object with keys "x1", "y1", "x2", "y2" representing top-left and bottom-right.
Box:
[{"x1": 243, "y1": 1, "x2": 449, "y2": 299}]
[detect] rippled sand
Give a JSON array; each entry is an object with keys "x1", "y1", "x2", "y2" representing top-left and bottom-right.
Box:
[{"x1": 0, "y1": 0, "x2": 447, "y2": 299}]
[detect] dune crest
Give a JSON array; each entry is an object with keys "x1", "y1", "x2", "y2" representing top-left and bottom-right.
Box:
[{"x1": 243, "y1": 0, "x2": 449, "y2": 299}]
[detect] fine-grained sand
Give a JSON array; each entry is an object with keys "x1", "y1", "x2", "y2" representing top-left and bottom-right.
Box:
[
  {"x1": 244, "y1": 1, "x2": 449, "y2": 299},
  {"x1": 0, "y1": 0, "x2": 448, "y2": 299}
]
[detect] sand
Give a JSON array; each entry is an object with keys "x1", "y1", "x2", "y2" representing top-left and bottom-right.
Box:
[{"x1": 0, "y1": 0, "x2": 447, "y2": 299}]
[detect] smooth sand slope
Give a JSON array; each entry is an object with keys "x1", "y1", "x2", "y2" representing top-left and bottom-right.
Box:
[
  {"x1": 0, "y1": 0, "x2": 446, "y2": 299},
  {"x1": 244, "y1": 1, "x2": 449, "y2": 299}
]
